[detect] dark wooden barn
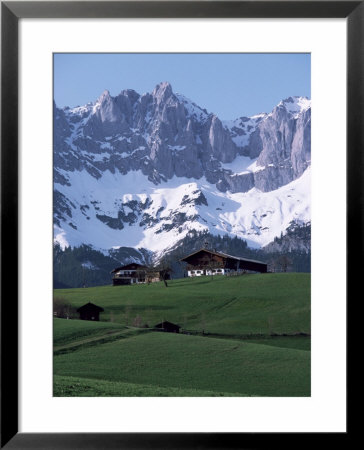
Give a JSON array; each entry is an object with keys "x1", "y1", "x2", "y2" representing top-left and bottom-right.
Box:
[
  {"x1": 77, "y1": 302, "x2": 104, "y2": 321},
  {"x1": 180, "y1": 248, "x2": 267, "y2": 277},
  {"x1": 154, "y1": 321, "x2": 181, "y2": 333}
]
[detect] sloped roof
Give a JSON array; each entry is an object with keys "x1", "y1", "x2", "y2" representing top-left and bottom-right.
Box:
[
  {"x1": 111, "y1": 263, "x2": 148, "y2": 273},
  {"x1": 154, "y1": 321, "x2": 181, "y2": 329},
  {"x1": 180, "y1": 247, "x2": 266, "y2": 266},
  {"x1": 76, "y1": 302, "x2": 104, "y2": 312}
]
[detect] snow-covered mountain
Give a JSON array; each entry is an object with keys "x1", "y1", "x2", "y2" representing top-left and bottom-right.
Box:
[{"x1": 54, "y1": 82, "x2": 311, "y2": 257}]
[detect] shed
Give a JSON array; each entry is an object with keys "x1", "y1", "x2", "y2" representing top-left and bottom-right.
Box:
[
  {"x1": 77, "y1": 302, "x2": 104, "y2": 321},
  {"x1": 154, "y1": 321, "x2": 181, "y2": 333}
]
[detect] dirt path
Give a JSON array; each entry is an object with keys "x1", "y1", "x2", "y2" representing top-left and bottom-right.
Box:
[{"x1": 54, "y1": 328, "x2": 150, "y2": 355}]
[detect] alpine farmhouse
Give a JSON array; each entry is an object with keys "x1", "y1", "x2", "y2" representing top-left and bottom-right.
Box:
[
  {"x1": 180, "y1": 248, "x2": 267, "y2": 277},
  {"x1": 111, "y1": 263, "x2": 162, "y2": 286}
]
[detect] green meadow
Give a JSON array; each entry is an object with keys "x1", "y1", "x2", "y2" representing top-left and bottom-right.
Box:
[
  {"x1": 54, "y1": 273, "x2": 310, "y2": 335},
  {"x1": 53, "y1": 273, "x2": 311, "y2": 396}
]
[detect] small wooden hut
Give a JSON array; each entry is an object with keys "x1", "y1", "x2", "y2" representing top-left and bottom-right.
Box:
[
  {"x1": 154, "y1": 321, "x2": 181, "y2": 333},
  {"x1": 77, "y1": 302, "x2": 104, "y2": 321}
]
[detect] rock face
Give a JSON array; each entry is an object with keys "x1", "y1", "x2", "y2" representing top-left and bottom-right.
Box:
[
  {"x1": 222, "y1": 97, "x2": 311, "y2": 193},
  {"x1": 54, "y1": 83, "x2": 311, "y2": 193},
  {"x1": 253, "y1": 98, "x2": 311, "y2": 191},
  {"x1": 53, "y1": 83, "x2": 311, "y2": 253}
]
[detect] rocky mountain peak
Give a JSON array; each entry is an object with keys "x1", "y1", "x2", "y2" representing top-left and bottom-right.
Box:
[
  {"x1": 277, "y1": 96, "x2": 311, "y2": 117},
  {"x1": 54, "y1": 85, "x2": 311, "y2": 254},
  {"x1": 152, "y1": 81, "x2": 174, "y2": 103},
  {"x1": 97, "y1": 89, "x2": 111, "y2": 103},
  {"x1": 54, "y1": 84, "x2": 311, "y2": 194}
]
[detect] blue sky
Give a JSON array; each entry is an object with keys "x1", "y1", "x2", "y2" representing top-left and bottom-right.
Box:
[{"x1": 54, "y1": 53, "x2": 310, "y2": 119}]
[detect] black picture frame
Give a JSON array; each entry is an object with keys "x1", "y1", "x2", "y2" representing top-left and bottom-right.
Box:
[{"x1": 1, "y1": 1, "x2": 358, "y2": 448}]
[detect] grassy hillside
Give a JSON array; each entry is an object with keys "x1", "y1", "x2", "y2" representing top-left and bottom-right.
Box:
[
  {"x1": 53, "y1": 273, "x2": 310, "y2": 396},
  {"x1": 54, "y1": 319, "x2": 127, "y2": 346},
  {"x1": 54, "y1": 375, "x2": 249, "y2": 397},
  {"x1": 54, "y1": 332, "x2": 310, "y2": 396},
  {"x1": 54, "y1": 273, "x2": 310, "y2": 335}
]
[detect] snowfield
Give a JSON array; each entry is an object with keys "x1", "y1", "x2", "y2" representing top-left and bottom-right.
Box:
[{"x1": 54, "y1": 167, "x2": 310, "y2": 253}]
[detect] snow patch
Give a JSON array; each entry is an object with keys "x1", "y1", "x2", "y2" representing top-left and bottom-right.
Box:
[
  {"x1": 280, "y1": 96, "x2": 311, "y2": 118},
  {"x1": 221, "y1": 156, "x2": 259, "y2": 174}
]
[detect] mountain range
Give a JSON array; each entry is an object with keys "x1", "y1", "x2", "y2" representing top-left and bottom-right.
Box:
[{"x1": 54, "y1": 81, "x2": 311, "y2": 261}]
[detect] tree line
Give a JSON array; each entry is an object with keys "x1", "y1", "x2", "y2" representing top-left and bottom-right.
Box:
[{"x1": 53, "y1": 224, "x2": 311, "y2": 288}]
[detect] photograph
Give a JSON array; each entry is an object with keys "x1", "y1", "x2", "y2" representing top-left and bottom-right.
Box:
[
  {"x1": 1, "y1": 0, "x2": 357, "y2": 444},
  {"x1": 52, "y1": 52, "x2": 311, "y2": 398}
]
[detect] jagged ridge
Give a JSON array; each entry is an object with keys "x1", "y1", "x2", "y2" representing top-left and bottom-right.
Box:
[{"x1": 53, "y1": 82, "x2": 311, "y2": 254}]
